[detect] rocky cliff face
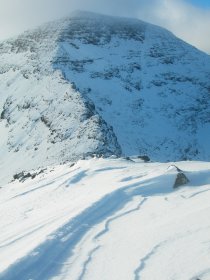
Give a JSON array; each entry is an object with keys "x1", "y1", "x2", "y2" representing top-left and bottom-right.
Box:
[{"x1": 0, "y1": 11, "x2": 210, "y2": 183}]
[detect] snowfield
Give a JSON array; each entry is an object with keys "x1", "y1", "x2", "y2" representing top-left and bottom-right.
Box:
[{"x1": 0, "y1": 157, "x2": 210, "y2": 280}]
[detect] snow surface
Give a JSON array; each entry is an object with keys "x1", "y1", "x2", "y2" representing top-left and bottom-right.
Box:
[{"x1": 0, "y1": 157, "x2": 210, "y2": 280}]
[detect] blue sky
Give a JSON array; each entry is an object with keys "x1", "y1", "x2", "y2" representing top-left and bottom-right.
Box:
[{"x1": 188, "y1": 0, "x2": 210, "y2": 8}]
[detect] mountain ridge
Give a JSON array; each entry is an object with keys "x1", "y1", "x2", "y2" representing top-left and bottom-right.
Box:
[{"x1": 0, "y1": 11, "x2": 210, "y2": 184}]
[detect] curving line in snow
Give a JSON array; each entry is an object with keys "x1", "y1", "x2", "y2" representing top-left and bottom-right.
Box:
[
  {"x1": 134, "y1": 242, "x2": 165, "y2": 280},
  {"x1": 77, "y1": 197, "x2": 148, "y2": 280},
  {"x1": 77, "y1": 246, "x2": 101, "y2": 280},
  {"x1": 0, "y1": 168, "x2": 170, "y2": 280}
]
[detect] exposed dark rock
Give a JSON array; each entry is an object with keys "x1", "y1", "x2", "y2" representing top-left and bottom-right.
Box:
[
  {"x1": 173, "y1": 172, "x2": 189, "y2": 188},
  {"x1": 13, "y1": 169, "x2": 46, "y2": 182},
  {"x1": 124, "y1": 156, "x2": 134, "y2": 162},
  {"x1": 40, "y1": 116, "x2": 51, "y2": 128},
  {"x1": 138, "y1": 155, "x2": 150, "y2": 162}
]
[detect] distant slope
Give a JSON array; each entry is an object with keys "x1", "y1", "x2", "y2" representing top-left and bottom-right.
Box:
[
  {"x1": 0, "y1": 158, "x2": 210, "y2": 280},
  {"x1": 0, "y1": 11, "x2": 210, "y2": 184},
  {"x1": 53, "y1": 12, "x2": 210, "y2": 161}
]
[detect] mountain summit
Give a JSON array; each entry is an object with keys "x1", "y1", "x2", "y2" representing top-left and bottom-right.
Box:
[{"x1": 0, "y1": 11, "x2": 210, "y2": 183}]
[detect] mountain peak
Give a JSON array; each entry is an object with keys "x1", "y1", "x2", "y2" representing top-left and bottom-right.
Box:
[
  {"x1": 0, "y1": 13, "x2": 210, "y2": 184},
  {"x1": 69, "y1": 10, "x2": 114, "y2": 19}
]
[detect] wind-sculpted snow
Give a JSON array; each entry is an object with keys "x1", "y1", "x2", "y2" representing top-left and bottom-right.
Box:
[
  {"x1": 0, "y1": 11, "x2": 210, "y2": 184},
  {"x1": 0, "y1": 158, "x2": 210, "y2": 280}
]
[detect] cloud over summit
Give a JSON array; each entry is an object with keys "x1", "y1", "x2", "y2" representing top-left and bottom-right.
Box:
[{"x1": 0, "y1": 0, "x2": 210, "y2": 53}]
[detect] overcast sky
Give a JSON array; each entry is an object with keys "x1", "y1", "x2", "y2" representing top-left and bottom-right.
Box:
[{"x1": 0, "y1": 0, "x2": 210, "y2": 53}]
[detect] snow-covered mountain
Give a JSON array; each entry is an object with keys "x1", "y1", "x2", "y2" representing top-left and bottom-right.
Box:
[
  {"x1": 1, "y1": 11, "x2": 210, "y2": 184},
  {"x1": 0, "y1": 157, "x2": 210, "y2": 280},
  {"x1": 1, "y1": 13, "x2": 210, "y2": 279}
]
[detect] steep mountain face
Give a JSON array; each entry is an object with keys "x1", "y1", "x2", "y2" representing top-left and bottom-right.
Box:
[{"x1": 0, "y1": 11, "x2": 210, "y2": 183}]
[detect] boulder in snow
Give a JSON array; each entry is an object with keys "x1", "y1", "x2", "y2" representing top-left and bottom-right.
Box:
[{"x1": 173, "y1": 172, "x2": 189, "y2": 188}]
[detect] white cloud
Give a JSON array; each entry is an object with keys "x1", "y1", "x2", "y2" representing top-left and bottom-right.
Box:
[
  {"x1": 137, "y1": 0, "x2": 210, "y2": 53},
  {"x1": 0, "y1": 0, "x2": 210, "y2": 53}
]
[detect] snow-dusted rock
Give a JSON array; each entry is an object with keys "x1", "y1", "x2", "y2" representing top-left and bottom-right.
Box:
[{"x1": 173, "y1": 172, "x2": 190, "y2": 188}]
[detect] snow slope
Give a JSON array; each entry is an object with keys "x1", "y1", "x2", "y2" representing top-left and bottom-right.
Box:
[
  {"x1": 0, "y1": 157, "x2": 210, "y2": 280},
  {"x1": 54, "y1": 12, "x2": 210, "y2": 162},
  {"x1": 0, "y1": 11, "x2": 210, "y2": 184}
]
